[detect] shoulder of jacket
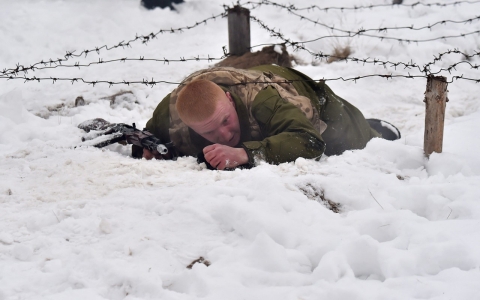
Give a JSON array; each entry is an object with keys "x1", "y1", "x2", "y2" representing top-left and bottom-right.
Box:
[
  {"x1": 251, "y1": 87, "x2": 284, "y2": 124},
  {"x1": 252, "y1": 86, "x2": 282, "y2": 109}
]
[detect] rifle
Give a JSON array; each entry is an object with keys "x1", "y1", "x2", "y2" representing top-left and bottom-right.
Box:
[{"x1": 78, "y1": 118, "x2": 176, "y2": 159}]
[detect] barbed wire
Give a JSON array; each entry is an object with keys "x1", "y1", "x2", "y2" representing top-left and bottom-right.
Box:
[
  {"x1": 252, "y1": 3, "x2": 480, "y2": 38},
  {"x1": 1, "y1": 11, "x2": 227, "y2": 77},
  {"x1": 298, "y1": 29, "x2": 480, "y2": 44},
  {"x1": 250, "y1": 15, "x2": 422, "y2": 70},
  {"x1": 10, "y1": 1, "x2": 478, "y2": 78},
  {"x1": 1, "y1": 2, "x2": 479, "y2": 86},
  {"x1": 250, "y1": 14, "x2": 480, "y2": 47},
  {"x1": 427, "y1": 48, "x2": 480, "y2": 66},
  {"x1": 1, "y1": 72, "x2": 478, "y2": 87},
  {"x1": 1, "y1": 49, "x2": 229, "y2": 76},
  {"x1": 243, "y1": 0, "x2": 480, "y2": 12},
  {"x1": 250, "y1": 16, "x2": 480, "y2": 74},
  {"x1": 3, "y1": 46, "x2": 478, "y2": 80},
  {"x1": 432, "y1": 60, "x2": 480, "y2": 74},
  {"x1": 294, "y1": 12, "x2": 480, "y2": 36}
]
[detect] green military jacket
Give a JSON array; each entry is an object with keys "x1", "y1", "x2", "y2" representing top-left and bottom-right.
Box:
[{"x1": 145, "y1": 65, "x2": 379, "y2": 167}]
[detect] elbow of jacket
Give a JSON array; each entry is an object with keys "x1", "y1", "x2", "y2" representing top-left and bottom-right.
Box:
[{"x1": 306, "y1": 134, "x2": 326, "y2": 159}]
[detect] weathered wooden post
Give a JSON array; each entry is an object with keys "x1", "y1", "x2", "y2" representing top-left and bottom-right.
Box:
[
  {"x1": 228, "y1": 6, "x2": 251, "y2": 56},
  {"x1": 424, "y1": 75, "x2": 448, "y2": 157}
]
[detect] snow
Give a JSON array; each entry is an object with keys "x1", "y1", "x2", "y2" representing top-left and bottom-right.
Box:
[
  {"x1": 273, "y1": 44, "x2": 283, "y2": 54},
  {"x1": 1, "y1": 0, "x2": 480, "y2": 299}
]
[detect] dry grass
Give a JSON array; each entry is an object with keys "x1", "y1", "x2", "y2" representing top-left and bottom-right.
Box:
[
  {"x1": 327, "y1": 45, "x2": 352, "y2": 64},
  {"x1": 298, "y1": 183, "x2": 341, "y2": 213}
]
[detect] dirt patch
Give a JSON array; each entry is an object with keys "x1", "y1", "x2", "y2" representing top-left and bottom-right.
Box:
[{"x1": 216, "y1": 45, "x2": 293, "y2": 69}]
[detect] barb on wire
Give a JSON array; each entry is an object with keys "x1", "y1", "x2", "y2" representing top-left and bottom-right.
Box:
[
  {"x1": 243, "y1": 0, "x2": 480, "y2": 12},
  {"x1": 1, "y1": 11, "x2": 227, "y2": 77}
]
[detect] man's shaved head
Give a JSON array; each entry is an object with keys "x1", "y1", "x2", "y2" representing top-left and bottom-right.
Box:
[
  {"x1": 175, "y1": 79, "x2": 241, "y2": 147},
  {"x1": 176, "y1": 79, "x2": 226, "y2": 124}
]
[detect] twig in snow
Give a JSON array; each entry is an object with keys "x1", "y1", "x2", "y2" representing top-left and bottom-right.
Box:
[
  {"x1": 368, "y1": 188, "x2": 384, "y2": 210},
  {"x1": 447, "y1": 207, "x2": 453, "y2": 219},
  {"x1": 52, "y1": 210, "x2": 60, "y2": 223}
]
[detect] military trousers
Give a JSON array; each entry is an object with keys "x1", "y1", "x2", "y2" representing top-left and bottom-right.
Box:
[{"x1": 317, "y1": 83, "x2": 380, "y2": 156}]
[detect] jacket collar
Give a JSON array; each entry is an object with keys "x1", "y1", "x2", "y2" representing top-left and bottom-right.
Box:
[{"x1": 224, "y1": 87, "x2": 251, "y2": 144}]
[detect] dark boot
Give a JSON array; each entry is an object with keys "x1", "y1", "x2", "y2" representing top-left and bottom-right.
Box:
[{"x1": 366, "y1": 119, "x2": 401, "y2": 141}]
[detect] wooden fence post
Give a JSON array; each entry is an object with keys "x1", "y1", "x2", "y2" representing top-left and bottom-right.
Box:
[
  {"x1": 424, "y1": 75, "x2": 448, "y2": 157},
  {"x1": 228, "y1": 6, "x2": 250, "y2": 56}
]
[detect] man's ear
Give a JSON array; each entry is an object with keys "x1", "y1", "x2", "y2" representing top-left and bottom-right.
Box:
[{"x1": 225, "y1": 92, "x2": 234, "y2": 104}]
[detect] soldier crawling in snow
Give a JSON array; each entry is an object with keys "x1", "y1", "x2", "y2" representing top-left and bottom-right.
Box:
[{"x1": 133, "y1": 65, "x2": 400, "y2": 170}]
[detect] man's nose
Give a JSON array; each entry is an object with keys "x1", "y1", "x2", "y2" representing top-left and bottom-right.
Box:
[{"x1": 218, "y1": 127, "x2": 230, "y2": 142}]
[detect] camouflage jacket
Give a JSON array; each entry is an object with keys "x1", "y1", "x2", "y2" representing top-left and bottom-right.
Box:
[{"x1": 145, "y1": 65, "x2": 327, "y2": 166}]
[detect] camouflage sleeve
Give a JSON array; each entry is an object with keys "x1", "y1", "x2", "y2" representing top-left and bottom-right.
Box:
[
  {"x1": 132, "y1": 93, "x2": 172, "y2": 159},
  {"x1": 145, "y1": 93, "x2": 171, "y2": 141},
  {"x1": 242, "y1": 86, "x2": 326, "y2": 166}
]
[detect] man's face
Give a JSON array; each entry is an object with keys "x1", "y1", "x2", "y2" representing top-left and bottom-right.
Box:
[{"x1": 187, "y1": 92, "x2": 241, "y2": 147}]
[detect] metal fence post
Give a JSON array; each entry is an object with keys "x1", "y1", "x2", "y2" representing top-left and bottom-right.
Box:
[
  {"x1": 424, "y1": 75, "x2": 448, "y2": 157},
  {"x1": 228, "y1": 6, "x2": 251, "y2": 56}
]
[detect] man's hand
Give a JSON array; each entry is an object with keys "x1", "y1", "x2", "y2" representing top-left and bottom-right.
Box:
[
  {"x1": 203, "y1": 144, "x2": 248, "y2": 170},
  {"x1": 143, "y1": 148, "x2": 164, "y2": 160}
]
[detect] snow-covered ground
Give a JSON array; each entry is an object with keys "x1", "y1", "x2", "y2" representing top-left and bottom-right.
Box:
[{"x1": 1, "y1": 0, "x2": 480, "y2": 299}]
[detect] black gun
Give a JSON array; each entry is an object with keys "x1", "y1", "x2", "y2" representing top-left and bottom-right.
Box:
[{"x1": 79, "y1": 118, "x2": 176, "y2": 159}]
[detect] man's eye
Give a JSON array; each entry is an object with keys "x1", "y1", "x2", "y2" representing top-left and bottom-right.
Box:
[{"x1": 223, "y1": 118, "x2": 229, "y2": 125}]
